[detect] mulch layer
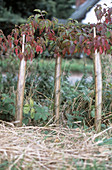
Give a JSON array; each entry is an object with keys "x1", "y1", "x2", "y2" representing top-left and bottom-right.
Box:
[{"x1": 0, "y1": 121, "x2": 112, "y2": 170}]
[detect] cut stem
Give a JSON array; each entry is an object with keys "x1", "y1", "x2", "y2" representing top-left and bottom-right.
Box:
[
  {"x1": 15, "y1": 34, "x2": 26, "y2": 126},
  {"x1": 93, "y1": 27, "x2": 102, "y2": 132},
  {"x1": 54, "y1": 55, "x2": 62, "y2": 125}
]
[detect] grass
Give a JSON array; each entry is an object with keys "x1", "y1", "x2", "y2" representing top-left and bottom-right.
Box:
[
  {"x1": 28, "y1": 58, "x2": 93, "y2": 74},
  {"x1": 0, "y1": 55, "x2": 93, "y2": 74},
  {"x1": 62, "y1": 58, "x2": 93, "y2": 73}
]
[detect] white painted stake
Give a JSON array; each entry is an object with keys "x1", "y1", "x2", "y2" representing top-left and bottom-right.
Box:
[
  {"x1": 15, "y1": 34, "x2": 26, "y2": 126},
  {"x1": 54, "y1": 55, "x2": 62, "y2": 125},
  {"x1": 93, "y1": 27, "x2": 102, "y2": 132}
]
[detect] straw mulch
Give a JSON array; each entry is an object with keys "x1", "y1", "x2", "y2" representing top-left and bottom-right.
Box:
[{"x1": 0, "y1": 121, "x2": 112, "y2": 170}]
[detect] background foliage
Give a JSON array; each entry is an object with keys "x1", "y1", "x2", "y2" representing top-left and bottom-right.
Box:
[
  {"x1": 3, "y1": 0, "x2": 75, "y2": 19},
  {"x1": 0, "y1": 0, "x2": 75, "y2": 35}
]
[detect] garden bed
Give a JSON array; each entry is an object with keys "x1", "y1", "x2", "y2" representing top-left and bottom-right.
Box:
[{"x1": 0, "y1": 121, "x2": 112, "y2": 169}]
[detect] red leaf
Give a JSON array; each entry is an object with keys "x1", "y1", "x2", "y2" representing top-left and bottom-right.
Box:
[
  {"x1": 84, "y1": 47, "x2": 86, "y2": 53},
  {"x1": 48, "y1": 33, "x2": 54, "y2": 40},
  {"x1": 0, "y1": 37, "x2": 2, "y2": 42},
  {"x1": 62, "y1": 48, "x2": 66, "y2": 56},
  {"x1": 74, "y1": 48, "x2": 78, "y2": 53},
  {"x1": 94, "y1": 47, "x2": 97, "y2": 52},
  {"x1": 66, "y1": 48, "x2": 70, "y2": 55},
  {"x1": 74, "y1": 40, "x2": 77, "y2": 44},
  {"x1": 69, "y1": 45, "x2": 75, "y2": 54},
  {"x1": 14, "y1": 40, "x2": 18, "y2": 46},
  {"x1": 104, "y1": 45, "x2": 106, "y2": 52},
  {"x1": 8, "y1": 40, "x2": 12, "y2": 48},
  {"x1": 87, "y1": 41, "x2": 91, "y2": 45},
  {"x1": 99, "y1": 46, "x2": 103, "y2": 54},
  {"x1": 3, "y1": 43, "x2": 7, "y2": 52},
  {"x1": 105, "y1": 18, "x2": 109, "y2": 24},
  {"x1": 18, "y1": 53, "x2": 23, "y2": 60},
  {"x1": 86, "y1": 49, "x2": 91, "y2": 55},
  {"x1": 15, "y1": 48, "x2": 18, "y2": 55},
  {"x1": 36, "y1": 45, "x2": 43, "y2": 54},
  {"x1": 39, "y1": 29, "x2": 43, "y2": 35},
  {"x1": 14, "y1": 33, "x2": 17, "y2": 39}
]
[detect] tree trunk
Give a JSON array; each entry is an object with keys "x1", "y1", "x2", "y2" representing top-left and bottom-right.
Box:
[
  {"x1": 15, "y1": 34, "x2": 26, "y2": 127},
  {"x1": 70, "y1": 0, "x2": 100, "y2": 21},
  {"x1": 93, "y1": 27, "x2": 102, "y2": 132},
  {"x1": 54, "y1": 55, "x2": 62, "y2": 125},
  {"x1": 58, "y1": 0, "x2": 100, "y2": 24}
]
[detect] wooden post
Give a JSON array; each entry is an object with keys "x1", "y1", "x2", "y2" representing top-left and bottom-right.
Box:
[
  {"x1": 54, "y1": 55, "x2": 62, "y2": 125},
  {"x1": 93, "y1": 27, "x2": 102, "y2": 132},
  {"x1": 15, "y1": 34, "x2": 26, "y2": 126}
]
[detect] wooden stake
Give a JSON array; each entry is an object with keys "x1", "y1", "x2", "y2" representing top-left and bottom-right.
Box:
[
  {"x1": 93, "y1": 27, "x2": 102, "y2": 132},
  {"x1": 54, "y1": 55, "x2": 62, "y2": 125},
  {"x1": 15, "y1": 34, "x2": 26, "y2": 126}
]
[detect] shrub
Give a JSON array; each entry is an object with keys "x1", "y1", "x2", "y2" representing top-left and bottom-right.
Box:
[{"x1": 0, "y1": 56, "x2": 112, "y2": 128}]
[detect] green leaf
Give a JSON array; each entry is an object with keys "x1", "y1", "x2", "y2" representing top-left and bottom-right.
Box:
[
  {"x1": 34, "y1": 105, "x2": 50, "y2": 121},
  {"x1": 31, "y1": 108, "x2": 35, "y2": 113},
  {"x1": 91, "y1": 109, "x2": 95, "y2": 118},
  {"x1": 110, "y1": 46, "x2": 112, "y2": 50},
  {"x1": 76, "y1": 32, "x2": 82, "y2": 36},
  {"x1": 42, "y1": 114, "x2": 47, "y2": 121},
  {"x1": 23, "y1": 104, "x2": 30, "y2": 114},
  {"x1": 106, "y1": 31, "x2": 111, "y2": 38},
  {"x1": 34, "y1": 9, "x2": 41, "y2": 13},
  {"x1": 30, "y1": 98, "x2": 34, "y2": 107},
  {"x1": 101, "y1": 124, "x2": 106, "y2": 128},
  {"x1": 22, "y1": 118, "x2": 29, "y2": 125},
  {"x1": 42, "y1": 10, "x2": 48, "y2": 14},
  {"x1": 31, "y1": 109, "x2": 35, "y2": 119},
  {"x1": 98, "y1": 138, "x2": 112, "y2": 146},
  {"x1": 4, "y1": 98, "x2": 14, "y2": 104},
  {"x1": 35, "y1": 14, "x2": 41, "y2": 23},
  {"x1": 12, "y1": 107, "x2": 15, "y2": 116},
  {"x1": 0, "y1": 160, "x2": 9, "y2": 168},
  {"x1": 63, "y1": 39, "x2": 69, "y2": 44},
  {"x1": 27, "y1": 15, "x2": 34, "y2": 22},
  {"x1": 34, "y1": 113, "x2": 40, "y2": 120},
  {"x1": 68, "y1": 18, "x2": 73, "y2": 21},
  {"x1": 73, "y1": 19, "x2": 78, "y2": 23}
]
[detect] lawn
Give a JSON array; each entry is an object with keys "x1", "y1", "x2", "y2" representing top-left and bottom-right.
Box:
[
  {"x1": 0, "y1": 56, "x2": 93, "y2": 74},
  {"x1": 37, "y1": 58, "x2": 93, "y2": 73}
]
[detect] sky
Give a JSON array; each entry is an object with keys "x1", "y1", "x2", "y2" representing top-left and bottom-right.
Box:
[{"x1": 82, "y1": 0, "x2": 112, "y2": 24}]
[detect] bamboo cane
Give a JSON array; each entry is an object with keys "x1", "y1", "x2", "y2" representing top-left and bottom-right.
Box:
[
  {"x1": 93, "y1": 27, "x2": 102, "y2": 132},
  {"x1": 15, "y1": 34, "x2": 26, "y2": 126},
  {"x1": 54, "y1": 55, "x2": 62, "y2": 125}
]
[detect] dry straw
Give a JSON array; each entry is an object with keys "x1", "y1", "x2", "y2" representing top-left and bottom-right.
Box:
[{"x1": 0, "y1": 121, "x2": 112, "y2": 169}]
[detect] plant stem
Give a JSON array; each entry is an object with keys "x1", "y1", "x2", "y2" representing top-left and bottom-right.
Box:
[
  {"x1": 54, "y1": 55, "x2": 62, "y2": 125},
  {"x1": 93, "y1": 27, "x2": 102, "y2": 132},
  {"x1": 15, "y1": 34, "x2": 26, "y2": 126}
]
